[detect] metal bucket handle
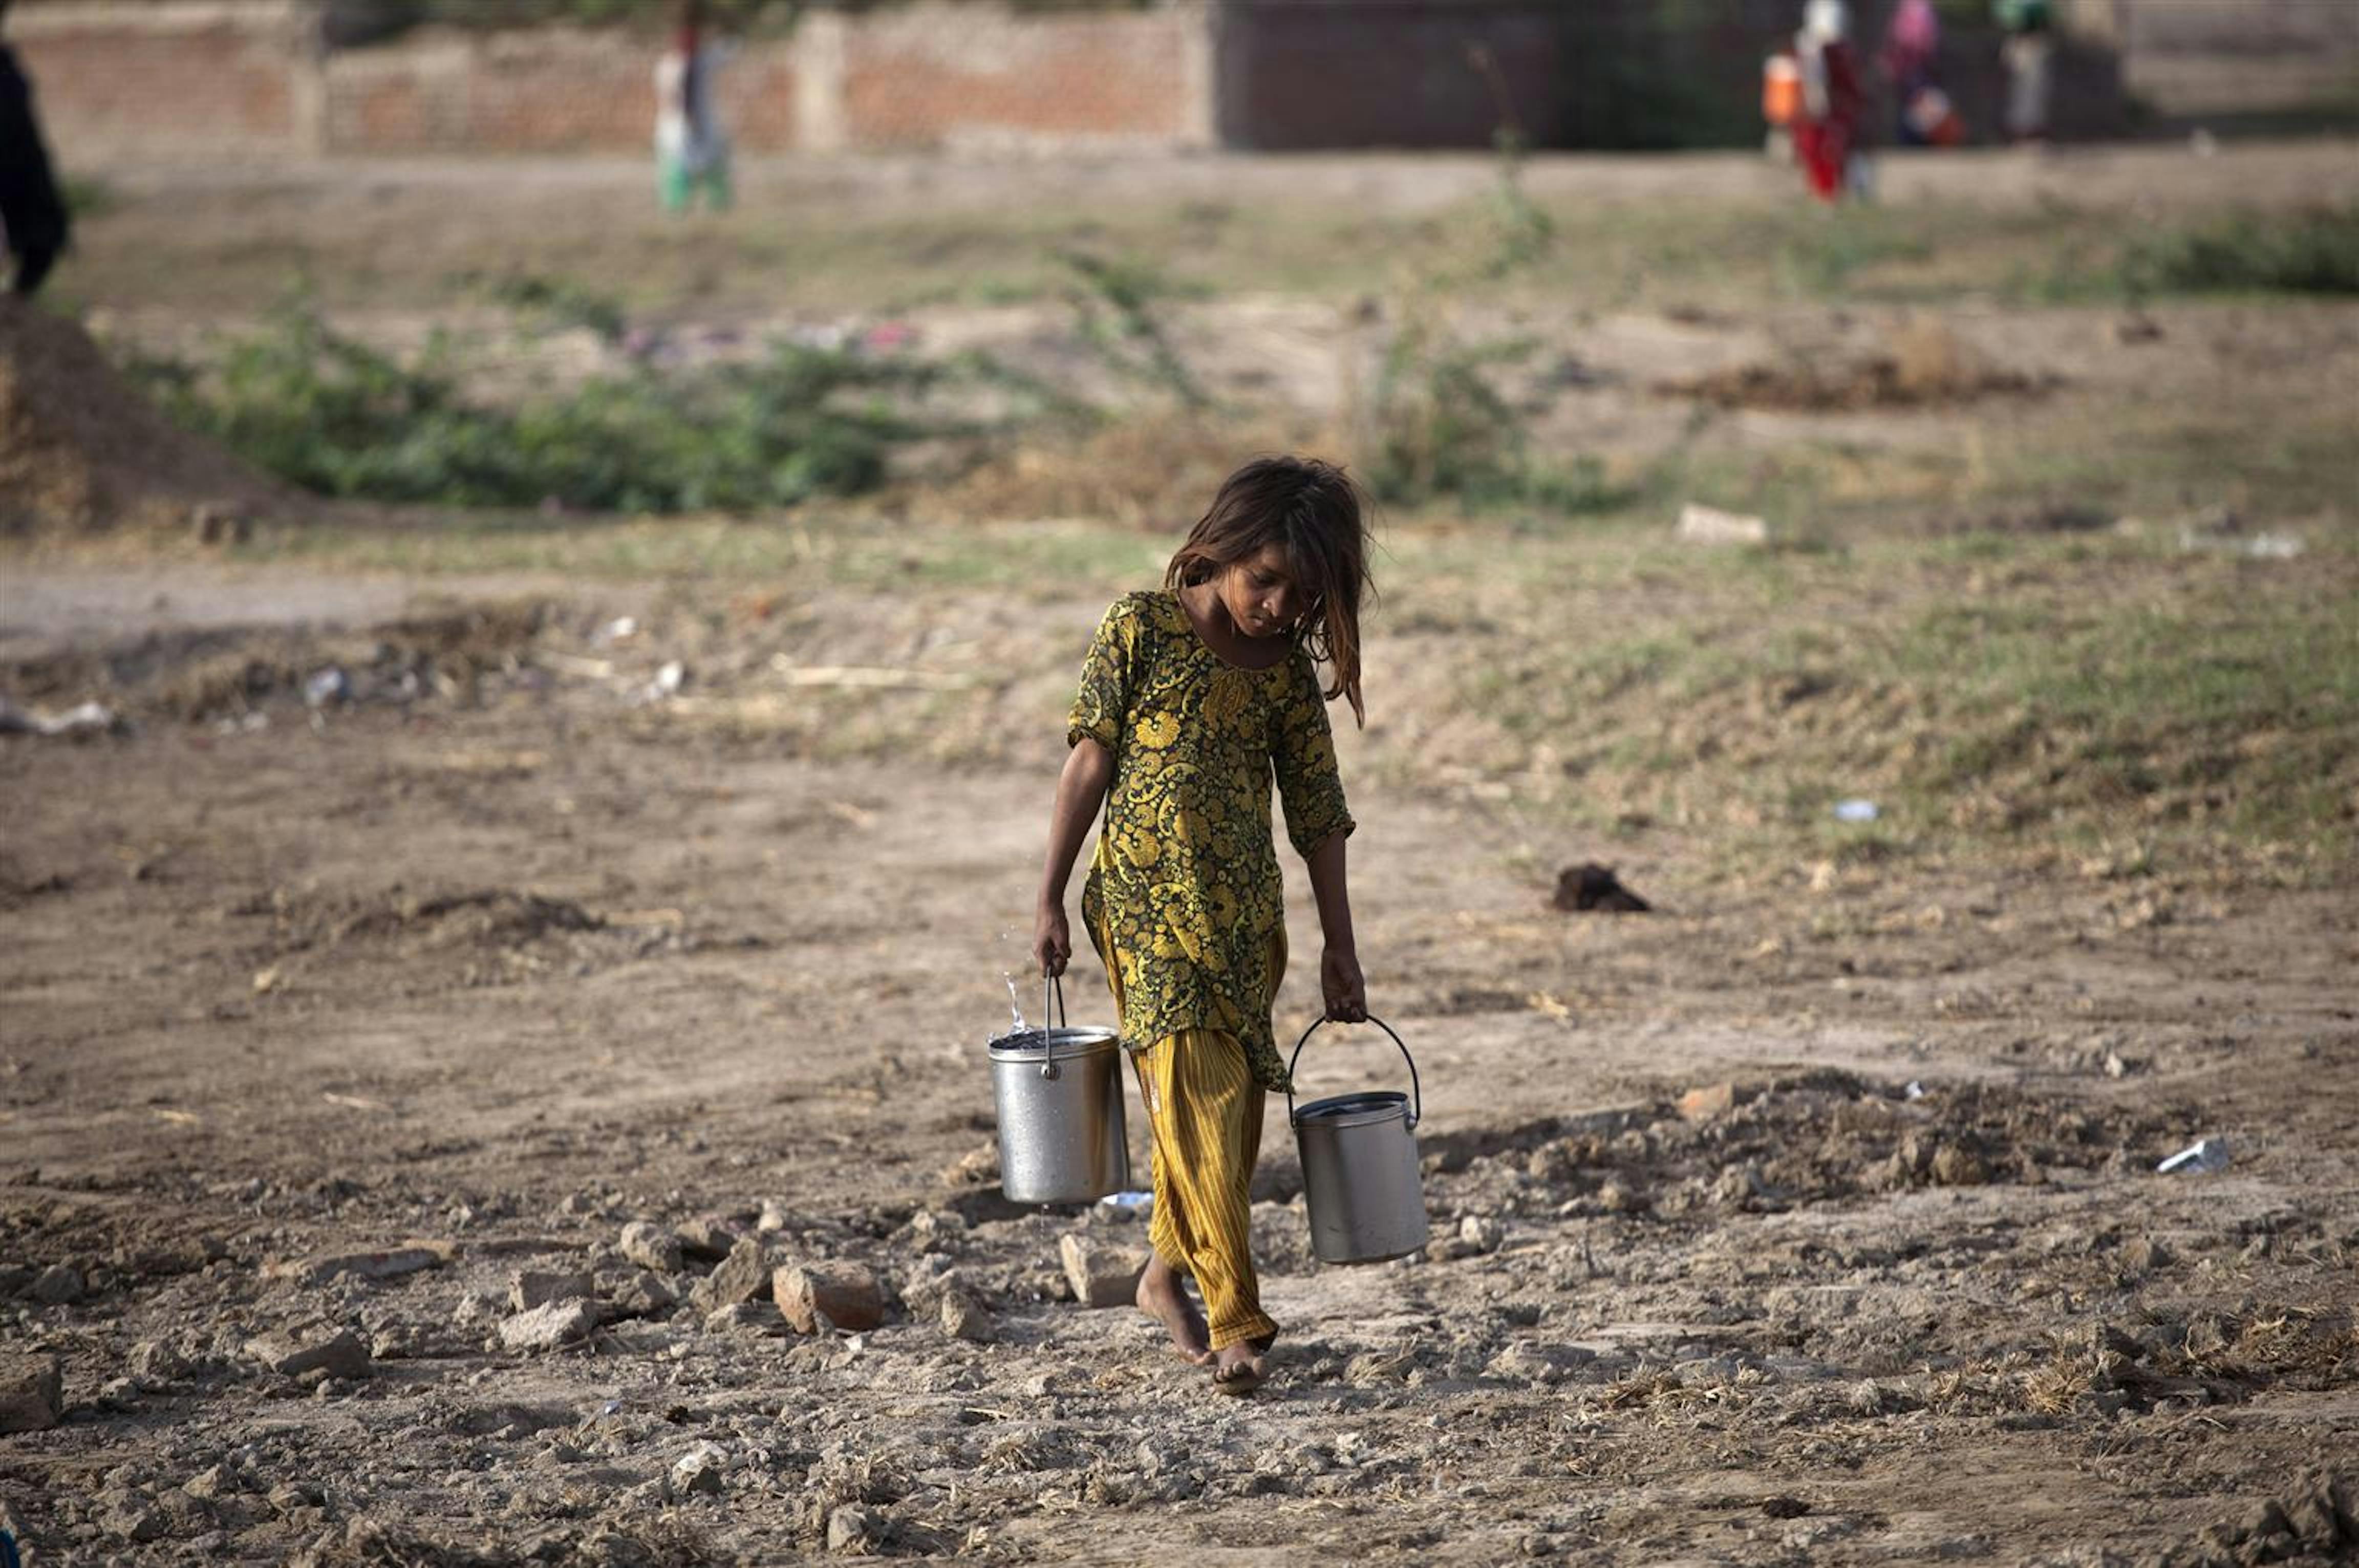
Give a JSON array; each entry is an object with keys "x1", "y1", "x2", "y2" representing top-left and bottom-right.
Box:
[
  {"x1": 1037, "y1": 971, "x2": 1068, "y2": 1080},
  {"x1": 1285, "y1": 1014, "x2": 1421, "y2": 1130}
]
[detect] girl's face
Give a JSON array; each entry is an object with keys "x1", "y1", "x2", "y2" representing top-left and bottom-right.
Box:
[{"x1": 1216, "y1": 544, "x2": 1301, "y2": 640}]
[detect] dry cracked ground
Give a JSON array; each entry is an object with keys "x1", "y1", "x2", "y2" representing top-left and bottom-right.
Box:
[
  {"x1": 4, "y1": 140, "x2": 2357, "y2": 1567},
  {"x1": 1, "y1": 557, "x2": 2352, "y2": 1567}
]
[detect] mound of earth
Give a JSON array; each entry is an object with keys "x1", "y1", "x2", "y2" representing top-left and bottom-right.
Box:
[
  {"x1": 1664, "y1": 321, "x2": 2055, "y2": 412},
  {"x1": 0, "y1": 298, "x2": 282, "y2": 536}
]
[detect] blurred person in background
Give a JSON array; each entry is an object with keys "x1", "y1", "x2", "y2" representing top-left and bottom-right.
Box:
[
  {"x1": 1793, "y1": 0, "x2": 1867, "y2": 203},
  {"x1": 0, "y1": 0, "x2": 71, "y2": 295},
  {"x1": 1881, "y1": 0, "x2": 1940, "y2": 144},
  {"x1": 656, "y1": 0, "x2": 733, "y2": 213},
  {"x1": 1994, "y1": 0, "x2": 2055, "y2": 143}
]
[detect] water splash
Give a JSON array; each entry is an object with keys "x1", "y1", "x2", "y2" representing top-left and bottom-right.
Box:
[{"x1": 1002, "y1": 973, "x2": 1028, "y2": 1034}]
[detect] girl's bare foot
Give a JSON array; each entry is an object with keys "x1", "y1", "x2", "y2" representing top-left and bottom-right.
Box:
[
  {"x1": 1134, "y1": 1256, "x2": 1212, "y2": 1366},
  {"x1": 1211, "y1": 1341, "x2": 1265, "y2": 1395}
]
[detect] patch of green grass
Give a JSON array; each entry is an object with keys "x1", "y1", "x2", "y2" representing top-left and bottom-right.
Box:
[
  {"x1": 460, "y1": 271, "x2": 629, "y2": 342},
  {"x1": 59, "y1": 173, "x2": 117, "y2": 219},
  {"x1": 128, "y1": 305, "x2": 1060, "y2": 514},
  {"x1": 2121, "y1": 206, "x2": 2359, "y2": 297}
]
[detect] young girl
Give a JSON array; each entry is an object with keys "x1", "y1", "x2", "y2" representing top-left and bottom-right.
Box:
[{"x1": 1032, "y1": 455, "x2": 1372, "y2": 1396}]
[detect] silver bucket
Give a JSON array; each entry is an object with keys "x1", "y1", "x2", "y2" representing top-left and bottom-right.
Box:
[
  {"x1": 988, "y1": 975, "x2": 1128, "y2": 1205},
  {"x1": 1288, "y1": 1015, "x2": 1429, "y2": 1265}
]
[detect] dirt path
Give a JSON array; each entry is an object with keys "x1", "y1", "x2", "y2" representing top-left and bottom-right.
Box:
[{"x1": 3, "y1": 562, "x2": 2351, "y2": 1564}]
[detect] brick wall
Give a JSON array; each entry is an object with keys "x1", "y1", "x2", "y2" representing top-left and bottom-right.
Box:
[
  {"x1": 8, "y1": 0, "x2": 2345, "y2": 161},
  {"x1": 839, "y1": 4, "x2": 1201, "y2": 152},
  {"x1": 9, "y1": 3, "x2": 312, "y2": 162},
  {"x1": 6, "y1": 0, "x2": 1204, "y2": 159}
]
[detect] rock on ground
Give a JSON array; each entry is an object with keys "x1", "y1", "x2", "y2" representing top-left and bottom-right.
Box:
[
  {"x1": 498, "y1": 1298, "x2": 599, "y2": 1351},
  {"x1": 672, "y1": 1441, "x2": 730, "y2": 1496},
  {"x1": 28, "y1": 1263, "x2": 83, "y2": 1304},
  {"x1": 244, "y1": 1327, "x2": 372, "y2": 1381},
  {"x1": 1061, "y1": 1233, "x2": 1148, "y2": 1308},
  {"x1": 775, "y1": 1262, "x2": 884, "y2": 1334},
  {"x1": 941, "y1": 1288, "x2": 994, "y2": 1343},
  {"x1": 689, "y1": 1236, "x2": 775, "y2": 1313},
  {"x1": 0, "y1": 1353, "x2": 63, "y2": 1433},
  {"x1": 619, "y1": 1221, "x2": 684, "y2": 1272},
  {"x1": 265, "y1": 1244, "x2": 451, "y2": 1287},
  {"x1": 509, "y1": 1269, "x2": 594, "y2": 1312}
]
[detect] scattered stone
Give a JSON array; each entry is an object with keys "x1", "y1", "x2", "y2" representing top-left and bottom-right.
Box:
[
  {"x1": 1676, "y1": 502, "x2": 1771, "y2": 546},
  {"x1": 1931, "y1": 1143, "x2": 1989, "y2": 1187},
  {"x1": 607, "y1": 1272, "x2": 679, "y2": 1320},
  {"x1": 703, "y1": 1302, "x2": 787, "y2": 1336},
  {"x1": 1712, "y1": 1164, "x2": 1768, "y2": 1206},
  {"x1": 672, "y1": 1441, "x2": 730, "y2": 1496},
  {"x1": 0, "y1": 1265, "x2": 33, "y2": 1298},
  {"x1": 29, "y1": 1263, "x2": 84, "y2": 1304},
  {"x1": 267, "y1": 1479, "x2": 321, "y2": 1514},
  {"x1": 266, "y1": 1244, "x2": 452, "y2": 1288},
  {"x1": 619, "y1": 1221, "x2": 685, "y2": 1273},
  {"x1": 2119, "y1": 1236, "x2": 2173, "y2": 1275},
  {"x1": 99, "y1": 1492, "x2": 168, "y2": 1543},
  {"x1": 510, "y1": 1269, "x2": 595, "y2": 1312},
  {"x1": 1676, "y1": 1082, "x2": 1735, "y2": 1122},
  {"x1": 0, "y1": 1352, "x2": 63, "y2": 1432},
  {"x1": 183, "y1": 1465, "x2": 240, "y2": 1501},
  {"x1": 940, "y1": 1288, "x2": 994, "y2": 1344},
  {"x1": 678, "y1": 1214, "x2": 748, "y2": 1262},
  {"x1": 1597, "y1": 1180, "x2": 1644, "y2": 1214},
  {"x1": 244, "y1": 1327, "x2": 372, "y2": 1381},
  {"x1": 776, "y1": 1262, "x2": 885, "y2": 1334},
  {"x1": 908, "y1": 1209, "x2": 967, "y2": 1248},
  {"x1": 757, "y1": 1199, "x2": 794, "y2": 1233},
  {"x1": 1486, "y1": 1341, "x2": 1595, "y2": 1386},
  {"x1": 1060, "y1": 1234, "x2": 1148, "y2": 1309},
  {"x1": 690, "y1": 1236, "x2": 775, "y2": 1313},
  {"x1": 498, "y1": 1299, "x2": 599, "y2": 1352},
  {"x1": 940, "y1": 1145, "x2": 999, "y2": 1187},
  {"x1": 827, "y1": 1503, "x2": 881, "y2": 1553},
  {"x1": 1761, "y1": 1496, "x2": 1813, "y2": 1519},
  {"x1": 1459, "y1": 1215, "x2": 1505, "y2": 1253},
  {"x1": 127, "y1": 1339, "x2": 189, "y2": 1381}
]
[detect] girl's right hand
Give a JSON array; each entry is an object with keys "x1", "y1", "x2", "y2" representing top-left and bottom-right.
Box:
[{"x1": 1033, "y1": 904, "x2": 1071, "y2": 978}]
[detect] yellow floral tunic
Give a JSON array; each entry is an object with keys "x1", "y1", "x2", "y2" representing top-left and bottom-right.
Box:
[{"x1": 1069, "y1": 590, "x2": 1355, "y2": 1091}]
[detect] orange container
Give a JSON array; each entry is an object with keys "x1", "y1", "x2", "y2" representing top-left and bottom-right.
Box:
[{"x1": 1763, "y1": 53, "x2": 1803, "y2": 127}]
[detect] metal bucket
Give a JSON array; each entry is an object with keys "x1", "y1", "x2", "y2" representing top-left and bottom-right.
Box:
[
  {"x1": 988, "y1": 975, "x2": 1128, "y2": 1205},
  {"x1": 1287, "y1": 1015, "x2": 1429, "y2": 1265}
]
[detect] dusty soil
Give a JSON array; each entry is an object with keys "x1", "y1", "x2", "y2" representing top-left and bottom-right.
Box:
[
  {"x1": 4, "y1": 142, "x2": 2355, "y2": 1565},
  {"x1": 2, "y1": 557, "x2": 2352, "y2": 1567},
  {"x1": 0, "y1": 301, "x2": 281, "y2": 537}
]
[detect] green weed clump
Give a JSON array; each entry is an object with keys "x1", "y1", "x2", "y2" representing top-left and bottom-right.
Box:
[
  {"x1": 1363, "y1": 325, "x2": 1623, "y2": 514},
  {"x1": 1359, "y1": 137, "x2": 1622, "y2": 516},
  {"x1": 133, "y1": 307, "x2": 965, "y2": 513},
  {"x1": 2120, "y1": 206, "x2": 2359, "y2": 297}
]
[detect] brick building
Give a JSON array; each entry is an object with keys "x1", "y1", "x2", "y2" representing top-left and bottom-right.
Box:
[{"x1": 5, "y1": 0, "x2": 2351, "y2": 162}]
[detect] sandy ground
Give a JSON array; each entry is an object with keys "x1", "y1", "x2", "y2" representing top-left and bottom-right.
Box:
[
  {"x1": 4, "y1": 141, "x2": 2356, "y2": 1566},
  {"x1": 2, "y1": 554, "x2": 2353, "y2": 1566}
]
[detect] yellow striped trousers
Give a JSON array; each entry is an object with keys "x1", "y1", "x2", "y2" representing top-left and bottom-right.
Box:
[
  {"x1": 1093, "y1": 925, "x2": 1283, "y2": 1352},
  {"x1": 1131, "y1": 1026, "x2": 1278, "y2": 1351}
]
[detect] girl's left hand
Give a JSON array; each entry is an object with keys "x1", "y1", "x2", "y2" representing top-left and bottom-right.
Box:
[{"x1": 1321, "y1": 945, "x2": 1366, "y2": 1022}]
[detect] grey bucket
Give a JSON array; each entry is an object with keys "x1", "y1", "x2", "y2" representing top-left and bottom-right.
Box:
[
  {"x1": 988, "y1": 975, "x2": 1129, "y2": 1205},
  {"x1": 1287, "y1": 1015, "x2": 1429, "y2": 1265}
]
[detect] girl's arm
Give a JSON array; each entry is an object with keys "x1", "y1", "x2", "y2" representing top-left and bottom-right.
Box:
[
  {"x1": 1306, "y1": 829, "x2": 1365, "y2": 1022},
  {"x1": 1033, "y1": 738, "x2": 1114, "y2": 978}
]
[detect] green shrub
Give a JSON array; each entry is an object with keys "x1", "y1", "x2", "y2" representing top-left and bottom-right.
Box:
[
  {"x1": 2120, "y1": 206, "x2": 2359, "y2": 297},
  {"x1": 134, "y1": 306, "x2": 958, "y2": 512}
]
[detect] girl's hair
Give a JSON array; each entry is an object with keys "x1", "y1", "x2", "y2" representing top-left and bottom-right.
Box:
[{"x1": 1166, "y1": 456, "x2": 1372, "y2": 725}]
